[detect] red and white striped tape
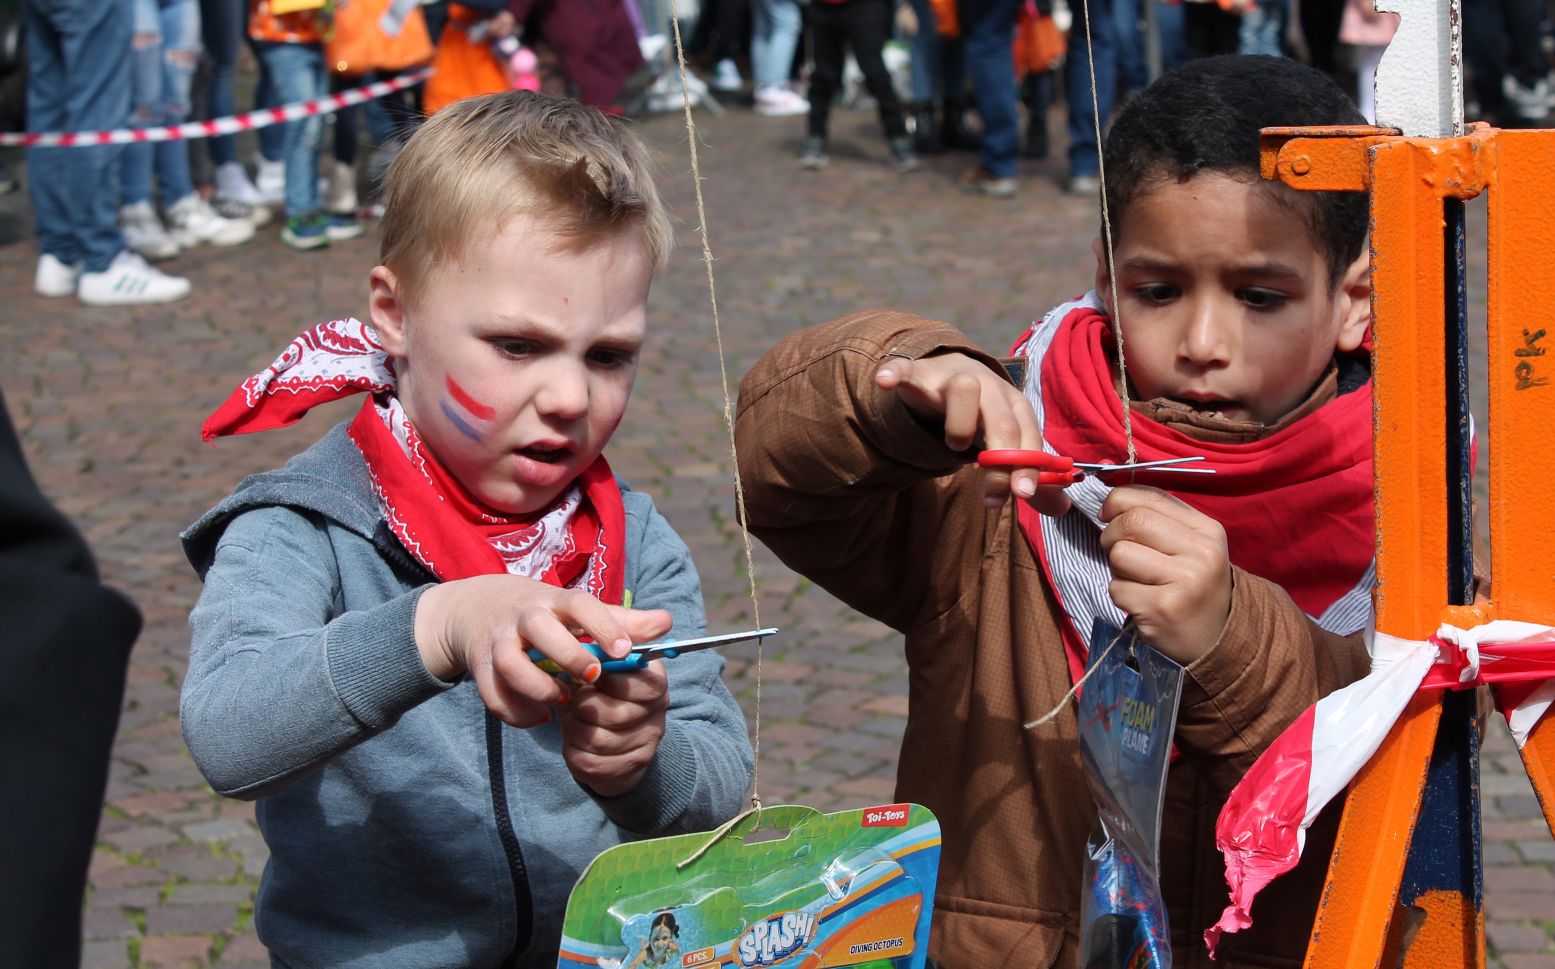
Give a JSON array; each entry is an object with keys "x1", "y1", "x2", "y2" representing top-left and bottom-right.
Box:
[{"x1": 0, "y1": 66, "x2": 432, "y2": 148}]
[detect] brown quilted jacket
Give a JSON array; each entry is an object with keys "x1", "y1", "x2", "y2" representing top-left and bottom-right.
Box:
[{"x1": 733, "y1": 310, "x2": 1373, "y2": 969}]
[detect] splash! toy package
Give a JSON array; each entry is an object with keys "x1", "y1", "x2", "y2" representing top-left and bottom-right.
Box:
[
  {"x1": 557, "y1": 803, "x2": 941, "y2": 969},
  {"x1": 1077, "y1": 620, "x2": 1184, "y2": 969}
]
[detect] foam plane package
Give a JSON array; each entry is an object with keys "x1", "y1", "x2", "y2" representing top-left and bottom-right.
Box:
[{"x1": 557, "y1": 803, "x2": 941, "y2": 969}]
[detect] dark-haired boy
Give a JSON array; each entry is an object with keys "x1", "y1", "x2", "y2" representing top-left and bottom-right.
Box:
[{"x1": 734, "y1": 56, "x2": 1376, "y2": 968}]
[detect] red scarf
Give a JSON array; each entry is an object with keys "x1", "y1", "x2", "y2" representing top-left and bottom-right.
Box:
[
  {"x1": 1014, "y1": 295, "x2": 1375, "y2": 681},
  {"x1": 202, "y1": 318, "x2": 625, "y2": 595}
]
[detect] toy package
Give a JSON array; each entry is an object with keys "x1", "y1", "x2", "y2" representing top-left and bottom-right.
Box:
[
  {"x1": 557, "y1": 803, "x2": 941, "y2": 969},
  {"x1": 1077, "y1": 619, "x2": 1184, "y2": 969}
]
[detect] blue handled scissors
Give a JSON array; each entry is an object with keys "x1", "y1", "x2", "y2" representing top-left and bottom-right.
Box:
[{"x1": 527, "y1": 627, "x2": 780, "y2": 677}]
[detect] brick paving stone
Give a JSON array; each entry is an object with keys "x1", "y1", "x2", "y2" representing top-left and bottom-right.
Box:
[
  {"x1": 82, "y1": 906, "x2": 139, "y2": 941},
  {"x1": 139, "y1": 934, "x2": 213, "y2": 969},
  {"x1": 1484, "y1": 890, "x2": 1555, "y2": 922},
  {"x1": 1490, "y1": 922, "x2": 1555, "y2": 955},
  {"x1": 216, "y1": 931, "x2": 268, "y2": 965},
  {"x1": 1485, "y1": 866, "x2": 1555, "y2": 893},
  {"x1": 1502, "y1": 955, "x2": 1555, "y2": 969},
  {"x1": 81, "y1": 940, "x2": 133, "y2": 969},
  {"x1": 88, "y1": 884, "x2": 164, "y2": 910},
  {"x1": 144, "y1": 902, "x2": 240, "y2": 936},
  {"x1": 167, "y1": 883, "x2": 255, "y2": 906}
]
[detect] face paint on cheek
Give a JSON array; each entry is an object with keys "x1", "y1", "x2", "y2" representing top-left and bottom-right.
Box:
[{"x1": 439, "y1": 374, "x2": 498, "y2": 443}]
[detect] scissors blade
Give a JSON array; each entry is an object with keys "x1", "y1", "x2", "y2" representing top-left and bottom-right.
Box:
[
  {"x1": 1073, "y1": 456, "x2": 1215, "y2": 475},
  {"x1": 632, "y1": 627, "x2": 780, "y2": 660}
]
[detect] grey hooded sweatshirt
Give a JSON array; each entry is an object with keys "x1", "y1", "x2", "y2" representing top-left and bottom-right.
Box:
[{"x1": 181, "y1": 424, "x2": 754, "y2": 968}]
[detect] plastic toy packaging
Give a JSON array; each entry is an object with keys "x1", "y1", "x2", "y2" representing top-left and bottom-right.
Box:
[
  {"x1": 1077, "y1": 619, "x2": 1184, "y2": 969},
  {"x1": 557, "y1": 803, "x2": 941, "y2": 969}
]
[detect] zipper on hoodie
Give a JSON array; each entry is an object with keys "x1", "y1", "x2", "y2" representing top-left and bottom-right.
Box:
[{"x1": 487, "y1": 711, "x2": 535, "y2": 967}]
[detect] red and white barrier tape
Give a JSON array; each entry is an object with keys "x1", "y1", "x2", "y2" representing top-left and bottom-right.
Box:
[{"x1": 0, "y1": 66, "x2": 432, "y2": 148}]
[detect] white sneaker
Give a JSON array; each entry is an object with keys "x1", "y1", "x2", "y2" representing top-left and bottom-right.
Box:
[
  {"x1": 754, "y1": 86, "x2": 809, "y2": 117},
  {"x1": 120, "y1": 200, "x2": 180, "y2": 261},
  {"x1": 77, "y1": 250, "x2": 191, "y2": 306},
  {"x1": 710, "y1": 58, "x2": 743, "y2": 92},
  {"x1": 165, "y1": 193, "x2": 256, "y2": 248},
  {"x1": 254, "y1": 157, "x2": 285, "y2": 206},
  {"x1": 214, "y1": 160, "x2": 264, "y2": 207},
  {"x1": 324, "y1": 161, "x2": 358, "y2": 215},
  {"x1": 35, "y1": 253, "x2": 82, "y2": 298}
]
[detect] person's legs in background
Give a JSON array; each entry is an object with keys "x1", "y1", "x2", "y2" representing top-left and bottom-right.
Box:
[
  {"x1": 250, "y1": 36, "x2": 287, "y2": 205},
  {"x1": 1237, "y1": 0, "x2": 1285, "y2": 55},
  {"x1": 801, "y1": 2, "x2": 847, "y2": 169},
  {"x1": 906, "y1": 0, "x2": 944, "y2": 150},
  {"x1": 1064, "y1": 0, "x2": 1118, "y2": 192},
  {"x1": 200, "y1": 0, "x2": 265, "y2": 207},
  {"x1": 25, "y1": 0, "x2": 190, "y2": 303},
  {"x1": 843, "y1": 0, "x2": 917, "y2": 169},
  {"x1": 751, "y1": 0, "x2": 808, "y2": 115},
  {"x1": 1112, "y1": 0, "x2": 1148, "y2": 97},
  {"x1": 1156, "y1": 0, "x2": 1187, "y2": 70},
  {"x1": 120, "y1": 0, "x2": 180, "y2": 259},
  {"x1": 963, "y1": 0, "x2": 1023, "y2": 192},
  {"x1": 258, "y1": 40, "x2": 361, "y2": 248}
]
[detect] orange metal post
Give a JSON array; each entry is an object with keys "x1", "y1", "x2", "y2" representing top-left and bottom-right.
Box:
[
  {"x1": 1261, "y1": 129, "x2": 1500, "y2": 969},
  {"x1": 1485, "y1": 130, "x2": 1555, "y2": 835}
]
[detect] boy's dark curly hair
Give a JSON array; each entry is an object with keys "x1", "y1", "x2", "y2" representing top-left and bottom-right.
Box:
[{"x1": 1102, "y1": 55, "x2": 1370, "y2": 286}]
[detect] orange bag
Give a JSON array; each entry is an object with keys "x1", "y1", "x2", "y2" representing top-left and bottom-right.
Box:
[
  {"x1": 422, "y1": 5, "x2": 508, "y2": 115},
  {"x1": 325, "y1": 0, "x2": 434, "y2": 77},
  {"x1": 1015, "y1": 11, "x2": 1065, "y2": 74},
  {"x1": 930, "y1": 0, "x2": 959, "y2": 38}
]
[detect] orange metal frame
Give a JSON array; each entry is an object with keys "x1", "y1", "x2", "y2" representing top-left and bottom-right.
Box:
[{"x1": 1260, "y1": 123, "x2": 1555, "y2": 968}]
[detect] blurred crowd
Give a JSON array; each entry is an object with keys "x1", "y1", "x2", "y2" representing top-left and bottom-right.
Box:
[{"x1": 6, "y1": 0, "x2": 1554, "y2": 305}]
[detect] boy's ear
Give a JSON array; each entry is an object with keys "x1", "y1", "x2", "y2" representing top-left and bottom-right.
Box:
[
  {"x1": 1333, "y1": 250, "x2": 1372, "y2": 353},
  {"x1": 369, "y1": 266, "x2": 409, "y2": 355},
  {"x1": 1092, "y1": 235, "x2": 1114, "y2": 316}
]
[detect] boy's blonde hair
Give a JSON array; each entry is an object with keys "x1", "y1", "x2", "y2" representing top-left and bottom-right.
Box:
[{"x1": 379, "y1": 91, "x2": 673, "y2": 306}]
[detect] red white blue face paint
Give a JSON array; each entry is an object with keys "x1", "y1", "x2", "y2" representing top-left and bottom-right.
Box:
[{"x1": 441, "y1": 375, "x2": 497, "y2": 442}]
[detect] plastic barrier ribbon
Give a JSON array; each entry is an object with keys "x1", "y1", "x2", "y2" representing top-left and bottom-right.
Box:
[
  {"x1": 1204, "y1": 619, "x2": 1555, "y2": 957},
  {"x1": 0, "y1": 67, "x2": 432, "y2": 148}
]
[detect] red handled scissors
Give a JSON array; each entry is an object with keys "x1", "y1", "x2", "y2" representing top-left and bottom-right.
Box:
[{"x1": 976, "y1": 450, "x2": 1214, "y2": 485}]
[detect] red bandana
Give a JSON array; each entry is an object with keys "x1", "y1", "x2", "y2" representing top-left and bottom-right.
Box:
[
  {"x1": 202, "y1": 318, "x2": 625, "y2": 595},
  {"x1": 1012, "y1": 295, "x2": 1375, "y2": 681}
]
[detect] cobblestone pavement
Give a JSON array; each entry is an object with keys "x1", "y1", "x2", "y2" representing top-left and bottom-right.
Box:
[{"x1": 1, "y1": 102, "x2": 1551, "y2": 967}]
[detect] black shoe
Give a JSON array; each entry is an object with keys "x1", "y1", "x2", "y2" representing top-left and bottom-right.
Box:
[
  {"x1": 889, "y1": 137, "x2": 921, "y2": 173},
  {"x1": 908, "y1": 101, "x2": 943, "y2": 154},
  {"x1": 799, "y1": 136, "x2": 829, "y2": 170},
  {"x1": 942, "y1": 97, "x2": 980, "y2": 151}
]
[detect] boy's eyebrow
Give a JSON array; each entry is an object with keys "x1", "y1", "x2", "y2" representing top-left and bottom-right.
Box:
[
  {"x1": 1119, "y1": 256, "x2": 1306, "y2": 279},
  {"x1": 473, "y1": 313, "x2": 645, "y2": 345}
]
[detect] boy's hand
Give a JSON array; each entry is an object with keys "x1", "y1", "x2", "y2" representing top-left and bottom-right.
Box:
[
  {"x1": 414, "y1": 576, "x2": 673, "y2": 728},
  {"x1": 1099, "y1": 485, "x2": 1233, "y2": 665},
  {"x1": 558, "y1": 661, "x2": 669, "y2": 797},
  {"x1": 874, "y1": 353, "x2": 1071, "y2": 515}
]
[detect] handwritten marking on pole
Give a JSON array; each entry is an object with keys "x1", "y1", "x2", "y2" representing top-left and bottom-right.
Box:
[{"x1": 1515, "y1": 328, "x2": 1549, "y2": 390}]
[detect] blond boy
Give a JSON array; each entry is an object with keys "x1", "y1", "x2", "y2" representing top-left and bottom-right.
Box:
[{"x1": 182, "y1": 92, "x2": 753, "y2": 967}]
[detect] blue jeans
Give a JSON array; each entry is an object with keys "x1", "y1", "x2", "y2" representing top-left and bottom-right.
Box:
[
  {"x1": 1065, "y1": 0, "x2": 1119, "y2": 178},
  {"x1": 250, "y1": 38, "x2": 286, "y2": 163},
  {"x1": 963, "y1": 0, "x2": 1022, "y2": 178},
  {"x1": 254, "y1": 41, "x2": 326, "y2": 218},
  {"x1": 1109, "y1": 0, "x2": 1186, "y2": 93},
  {"x1": 750, "y1": 0, "x2": 802, "y2": 88},
  {"x1": 123, "y1": 0, "x2": 202, "y2": 206},
  {"x1": 1238, "y1": 0, "x2": 1284, "y2": 54},
  {"x1": 906, "y1": 0, "x2": 966, "y2": 102},
  {"x1": 199, "y1": 0, "x2": 245, "y2": 167},
  {"x1": 24, "y1": 0, "x2": 132, "y2": 271}
]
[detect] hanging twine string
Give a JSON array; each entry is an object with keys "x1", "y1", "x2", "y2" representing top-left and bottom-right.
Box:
[
  {"x1": 1076, "y1": 0, "x2": 1137, "y2": 463},
  {"x1": 667, "y1": 1, "x2": 766, "y2": 817},
  {"x1": 1024, "y1": 621, "x2": 1136, "y2": 729}
]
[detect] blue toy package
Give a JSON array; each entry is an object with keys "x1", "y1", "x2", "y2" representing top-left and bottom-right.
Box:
[{"x1": 1076, "y1": 619, "x2": 1185, "y2": 969}]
